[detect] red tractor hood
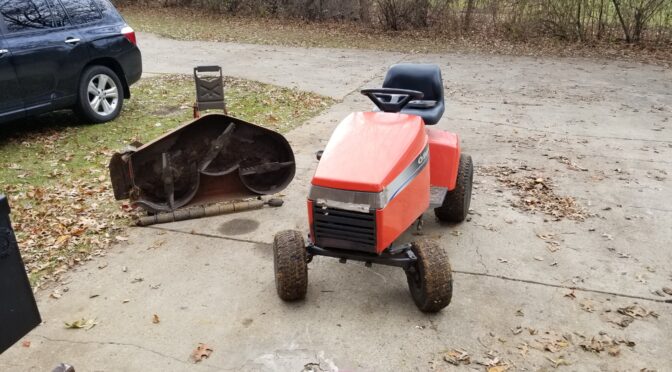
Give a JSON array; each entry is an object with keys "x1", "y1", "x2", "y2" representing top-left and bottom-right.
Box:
[{"x1": 312, "y1": 112, "x2": 426, "y2": 192}]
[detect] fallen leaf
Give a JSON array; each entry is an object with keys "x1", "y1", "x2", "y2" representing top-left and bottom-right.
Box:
[
  {"x1": 191, "y1": 343, "x2": 213, "y2": 363},
  {"x1": 608, "y1": 346, "x2": 620, "y2": 356},
  {"x1": 580, "y1": 300, "x2": 595, "y2": 313},
  {"x1": 443, "y1": 348, "x2": 470, "y2": 365},
  {"x1": 21, "y1": 340, "x2": 31, "y2": 348},
  {"x1": 608, "y1": 316, "x2": 634, "y2": 328},
  {"x1": 546, "y1": 355, "x2": 570, "y2": 368},
  {"x1": 64, "y1": 318, "x2": 97, "y2": 330},
  {"x1": 152, "y1": 314, "x2": 160, "y2": 324},
  {"x1": 150, "y1": 239, "x2": 166, "y2": 249}
]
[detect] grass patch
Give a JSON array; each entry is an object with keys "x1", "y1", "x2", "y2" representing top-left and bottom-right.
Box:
[
  {"x1": 0, "y1": 74, "x2": 332, "y2": 287},
  {"x1": 121, "y1": 6, "x2": 672, "y2": 66}
]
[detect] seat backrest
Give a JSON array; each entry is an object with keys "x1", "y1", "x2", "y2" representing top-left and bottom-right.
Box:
[{"x1": 382, "y1": 63, "x2": 444, "y2": 102}]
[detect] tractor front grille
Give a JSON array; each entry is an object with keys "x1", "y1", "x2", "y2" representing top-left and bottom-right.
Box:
[{"x1": 312, "y1": 204, "x2": 377, "y2": 253}]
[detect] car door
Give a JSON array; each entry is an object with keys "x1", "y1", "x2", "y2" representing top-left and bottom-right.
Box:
[
  {"x1": 0, "y1": 22, "x2": 23, "y2": 122},
  {"x1": 0, "y1": 0, "x2": 88, "y2": 111}
]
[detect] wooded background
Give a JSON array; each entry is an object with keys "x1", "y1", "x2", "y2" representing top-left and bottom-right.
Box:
[{"x1": 113, "y1": 0, "x2": 672, "y2": 45}]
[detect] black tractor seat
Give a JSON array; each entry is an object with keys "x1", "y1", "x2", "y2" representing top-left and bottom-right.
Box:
[{"x1": 382, "y1": 63, "x2": 445, "y2": 125}]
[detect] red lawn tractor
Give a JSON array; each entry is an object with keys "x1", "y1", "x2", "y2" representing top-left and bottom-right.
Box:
[{"x1": 273, "y1": 64, "x2": 473, "y2": 312}]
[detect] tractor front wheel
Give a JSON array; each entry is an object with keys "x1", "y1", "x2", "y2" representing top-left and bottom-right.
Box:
[
  {"x1": 273, "y1": 230, "x2": 308, "y2": 301},
  {"x1": 406, "y1": 239, "x2": 453, "y2": 312},
  {"x1": 435, "y1": 154, "x2": 473, "y2": 223}
]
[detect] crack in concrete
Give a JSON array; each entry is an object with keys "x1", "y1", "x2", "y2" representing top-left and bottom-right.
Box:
[
  {"x1": 452, "y1": 270, "x2": 672, "y2": 304},
  {"x1": 146, "y1": 226, "x2": 270, "y2": 246},
  {"x1": 151, "y1": 226, "x2": 672, "y2": 305},
  {"x1": 473, "y1": 239, "x2": 489, "y2": 274},
  {"x1": 31, "y1": 334, "x2": 229, "y2": 371}
]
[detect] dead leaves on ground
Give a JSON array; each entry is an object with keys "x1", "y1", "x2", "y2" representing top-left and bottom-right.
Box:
[
  {"x1": 604, "y1": 304, "x2": 660, "y2": 328},
  {"x1": 579, "y1": 333, "x2": 635, "y2": 355},
  {"x1": 3, "y1": 181, "x2": 128, "y2": 287},
  {"x1": 617, "y1": 305, "x2": 659, "y2": 319},
  {"x1": 442, "y1": 349, "x2": 510, "y2": 371},
  {"x1": 477, "y1": 165, "x2": 588, "y2": 221}
]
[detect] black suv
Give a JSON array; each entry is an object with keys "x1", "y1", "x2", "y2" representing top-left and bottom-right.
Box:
[{"x1": 0, "y1": 0, "x2": 141, "y2": 124}]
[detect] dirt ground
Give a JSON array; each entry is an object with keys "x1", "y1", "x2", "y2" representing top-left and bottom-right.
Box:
[{"x1": 1, "y1": 33, "x2": 671, "y2": 371}]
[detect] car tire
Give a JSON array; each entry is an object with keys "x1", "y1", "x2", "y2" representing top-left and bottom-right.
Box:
[
  {"x1": 76, "y1": 65, "x2": 124, "y2": 123},
  {"x1": 434, "y1": 154, "x2": 473, "y2": 223},
  {"x1": 406, "y1": 239, "x2": 453, "y2": 312},
  {"x1": 273, "y1": 230, "x2": 308, "y2": 301}
]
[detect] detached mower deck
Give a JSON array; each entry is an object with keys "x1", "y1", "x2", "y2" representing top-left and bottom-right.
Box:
[{"x1": 109, "y1": 114, "x2": 295, "y2": 213}]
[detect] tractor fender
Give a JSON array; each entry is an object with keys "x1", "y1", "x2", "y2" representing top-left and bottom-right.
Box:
[{"x1": 426, "y1": 128, "x2": 460, "y2": 191}]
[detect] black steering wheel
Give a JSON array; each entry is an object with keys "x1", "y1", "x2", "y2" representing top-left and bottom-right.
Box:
[{"x1": 361, "y1": 88, "x2": 424, "y2": 113}]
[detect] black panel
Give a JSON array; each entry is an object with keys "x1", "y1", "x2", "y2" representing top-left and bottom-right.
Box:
[
  {"x1": 0, "y1": 195, "x2": 41, "y2": 354},
  {"x1": 312, "y1": 204, "x2": 377, "y2": 253}
]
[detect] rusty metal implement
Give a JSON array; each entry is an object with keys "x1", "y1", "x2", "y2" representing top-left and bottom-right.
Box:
[
  {"x1": 136, "y1": 198, "x2": 284, "y2": 226},
  {"x1": 109, "y1": 114, "x2": 295, "y2": 213}
]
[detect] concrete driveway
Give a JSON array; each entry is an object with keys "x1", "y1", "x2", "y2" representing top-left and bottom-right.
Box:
[{"x1": 1, "y1": 33, "x2": 671, "y2": 371}]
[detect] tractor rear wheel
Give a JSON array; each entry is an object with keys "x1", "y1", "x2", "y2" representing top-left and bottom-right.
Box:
[
  {"x1": 434, "y1": 154, "x2": 473, "y2": 223},
  {"x1": 273, "y1": 230, "x2": 308, "y2": 301},
  {"x1": 406, "y1": 239, "x2": 453, "y2": 312}
]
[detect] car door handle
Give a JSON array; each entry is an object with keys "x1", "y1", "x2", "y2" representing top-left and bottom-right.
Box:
[
  {"x1": 65, "y1": 38, "x2": 81, "y2": 44},
  {"x1": 0, "y1": 49, "x2": 8, "y2": 57}
]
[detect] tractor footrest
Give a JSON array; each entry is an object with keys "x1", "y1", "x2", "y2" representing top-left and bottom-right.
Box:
[
  {"x1": 429, "y1": 186, "x2": 448, "y2": 208},
  {"x1": 307, "y1": 244, "x2": 416, "y2": 269}
]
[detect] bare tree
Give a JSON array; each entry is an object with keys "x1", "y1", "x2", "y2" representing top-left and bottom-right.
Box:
[{"x1": 463, "y1": 0, "x2": 476, "y2": 32}]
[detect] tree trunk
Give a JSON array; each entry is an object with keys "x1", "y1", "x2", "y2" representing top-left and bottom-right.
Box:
[
  {"x1": 359, "y1": 0, "x2": 371, "y2": 22},
  {"x1": 464, "y1": 0, "x2": 476, "y2": 32},
  {"x1": 611, "y1": 0, "x2": 631, "y2": 42},
  {"x1": 597, "y1": 0, "x2": 605, "y2": 40},
  {"x1": 575, "y1": 1, "x2": 583, "y2": 41}
]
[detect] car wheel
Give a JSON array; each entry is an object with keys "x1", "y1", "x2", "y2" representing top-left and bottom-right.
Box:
[
  {"x1": 434, "y1": 154, "x2": 473, "y2": 223},
  {"x1": 76, "y1": 65, "x2": 124, "y2": 123},
  {"x1": 406, "y1": 239, "x2": 453, "y2": 312},
  {"x1": 273, "y1": 230, "x2": 308, "y2": 301}
]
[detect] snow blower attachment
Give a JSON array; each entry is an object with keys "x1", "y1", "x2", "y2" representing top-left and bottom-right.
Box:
[{"x1": 109, "y1": 114, "x2": 295, "y2": 214}]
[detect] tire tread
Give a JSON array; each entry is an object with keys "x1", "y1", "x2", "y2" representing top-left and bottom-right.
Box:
[{"x1": 273, "y1": 230, "x2": 308, "y2": 301}]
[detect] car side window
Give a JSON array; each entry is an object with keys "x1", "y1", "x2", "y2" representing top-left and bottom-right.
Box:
[
  {"x1": 0, "y1": 0, "x2": 62, "y2": 33},
  {"x1": 58, "y1": 0, "x2": 101, "y2": 25},
  {"x1": 48, "y1": 0, "x2": 69, "y2": 28}
]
